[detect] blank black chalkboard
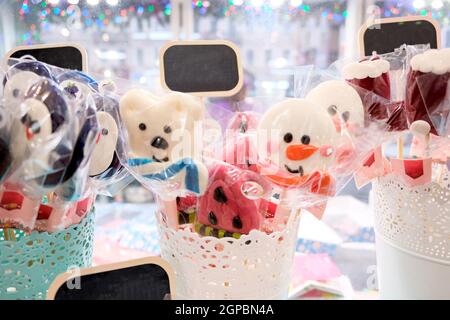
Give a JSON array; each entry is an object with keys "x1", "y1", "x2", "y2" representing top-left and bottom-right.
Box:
[
  {"x1": 360, "y1": 17, "x2": 440, "y2": 56},
  {"x1": 7, "y1": 44, "x2": 86, "y2": 71},
  {"x1": 161, "y1": 41, "x2": 243, "y2": 97},
  {"x1": 47, "y1": 258, "x2": 175, "y2": 300}
]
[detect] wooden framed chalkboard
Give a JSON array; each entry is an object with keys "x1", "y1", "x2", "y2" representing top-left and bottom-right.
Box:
[
  {"x1": 46, "y1": 257, "x2": 175, "y2": 300},
  {"x1": 359, "y1": 16, "x2": 441, "y2": 56},
  {"x1": 5, "y1": 43, "x2": 88, "y2": 72},
  {"x1": 160, "y1": 40, "x2": 243, "y2": 97}
]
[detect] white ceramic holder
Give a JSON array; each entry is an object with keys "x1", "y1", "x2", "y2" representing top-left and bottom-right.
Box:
[
  {"x1": 372, "y1": 166, "x2": 450, "y2": 299},
  {"x1": 157, "y1": 208, "x2": 301, "y2": 300}
]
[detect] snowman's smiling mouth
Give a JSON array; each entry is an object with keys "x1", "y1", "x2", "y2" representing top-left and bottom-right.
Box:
[{"x1": 285, "y1": 164, "x2": 304, "y2": 176}]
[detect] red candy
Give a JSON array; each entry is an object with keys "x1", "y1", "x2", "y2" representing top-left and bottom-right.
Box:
[{"x1": 198, "y1": 163, "x2": 270, "y2": 235}]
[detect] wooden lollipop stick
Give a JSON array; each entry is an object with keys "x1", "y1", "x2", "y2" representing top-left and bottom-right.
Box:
[
  {"x1": 397, "y1": 137, "x2": 404, "y2": 160},
  {"x1": 410, "y1": 120, "x2": 431, "y2": 157}
]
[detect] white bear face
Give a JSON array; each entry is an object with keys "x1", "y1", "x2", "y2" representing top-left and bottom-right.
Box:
[
  {"x1": 119, "y1": 90, "x2": 204, "y2": 163},
  {"x1": 89, "y1": 111, "x2": 119, "y2": 176},
  {"x1": 306, "y1": 80, "x2": 364, "y2": 132},
  {"x1": 258, "y1": 99, "x2": 338, "y2": 177},
  {"x1": 3, "y1": 71, "x2": 41, "y2": 105}
]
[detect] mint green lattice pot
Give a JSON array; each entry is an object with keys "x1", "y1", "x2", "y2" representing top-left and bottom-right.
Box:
[{"x1": 0, "y1": 210, "x2": 95, "y2": 300}]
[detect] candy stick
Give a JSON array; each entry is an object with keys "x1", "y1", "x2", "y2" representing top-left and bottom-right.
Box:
[
  {"x1": 3, "y1": 226, "x2": 16, "y2": 241},
  {"x1": 397, "y1": 136, "x2": 404, "y2": 160},
  {"x1": 410, "y1": 120, "x2": 431, "y2": 157}
]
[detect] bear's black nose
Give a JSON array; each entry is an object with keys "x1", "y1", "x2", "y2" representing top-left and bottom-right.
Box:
[{"x1": 151, "y1": 136, "x2": 169, "y2": 150}]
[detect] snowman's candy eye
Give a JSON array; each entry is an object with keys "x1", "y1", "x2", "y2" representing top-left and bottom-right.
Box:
[
  {"x1": 283, "y1": 132, "x2": 293, "y2": 143},
  {"x1": 139, "y1": 123, "x2": 146, "y2": 131},
  {"x1": 342, "y1": 111, "x2": 350, "y2": 122},
  {"x1": 328, "y1": 105, "x2": 337, "y2": 116},
  {"x1": 101, "y1": 128, "x2": 109, "y2": 136},
  {"x1": 301, "y1": 135, "x2": 311, "y2": 145}
]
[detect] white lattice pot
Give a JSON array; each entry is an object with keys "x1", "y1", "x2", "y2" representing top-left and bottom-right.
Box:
[
  {"x1": 157, "y1": 210, "x2": 301, "y2": 300},
  {"x1": 372, "y1": 169, "x2": 450, "y2": 299}
]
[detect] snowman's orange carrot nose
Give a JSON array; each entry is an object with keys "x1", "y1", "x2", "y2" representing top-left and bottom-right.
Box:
[{"x1": 286, "y1": 144, "x2": 318, "y2": 160}]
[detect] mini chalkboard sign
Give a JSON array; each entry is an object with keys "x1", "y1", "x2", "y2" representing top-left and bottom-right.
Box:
[
  {"x1": 160, "y1": 40, "x2": 243, "y2": 97},
  {"x1": 359, "y1": 16, "x2": 441, "y2": 56},
  {"x1": 5, "y1": 43, "x2": 87, "y2": 72},
  {"x1": 47, "y1": 257, "x2": 175, "y2": 300}
]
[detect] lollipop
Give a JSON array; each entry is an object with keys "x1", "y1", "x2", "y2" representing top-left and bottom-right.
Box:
[
  {"x1": 406, "y1": 49, "x2": 450, "y2": 134},
  {"x1": 197, "y1": 163, "x2": 271, "y2": 238},
  {"x1": 2, "y1": 60, "x2": 53, "y2": 104},
  {"x1": 343, "y1": 56, "x2": 391, "y2": 120},
  {"x1": 89, "y1": 92, "x2": 125, "y2": 181},
  {"x1": 257, "y1": 98, "x2": 338, "y2": 188},
  {"x1": 257, "y1": 99, "x2": 338, "y2": 222},
  {"x1": 306, "y1": 80, "x2": 365, "y2": 132},
  {"x1": 10, "y1": 78, "x2": 69, "y2": 188},
  {"x1": 120, "y1": 89, "x2": 208, "y2": 196}
]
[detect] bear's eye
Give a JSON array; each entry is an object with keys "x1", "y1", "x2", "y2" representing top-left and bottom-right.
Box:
[
  {"x1": 139, "y1": 123, "x2": 146, "y2": 131},
  {"x1": 283, "y1": 133, "x2": 293, "y2": 143},
  {"x1": 301, "y1": 135, "x2": 311, "y2": 145},
  {"x1": 12, "y1": 89, "x2": 20, "y2": 98},
  {"x1": 208, "y1": 211, "x2": 218, "y2": 225},
  {"x1": 101, "y1": 128, "x2": 109, "y2": 136},
  {"x1": 232, "y1": 216, "x2": 243, "y2": 229},
  {"x1": 164, "y1": 125, "x2": 172, "y2": 134},
  {"x1": 328, "y1": 105, "x2": 337, "y2": 116},
  {"x1": 342, "y1": 111, "x2": 350, "y2": 122}
]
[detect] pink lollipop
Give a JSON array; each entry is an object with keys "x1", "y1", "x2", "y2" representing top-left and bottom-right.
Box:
[{"x1": 197, "y1": 163, "x2": 270, "y2": 236}]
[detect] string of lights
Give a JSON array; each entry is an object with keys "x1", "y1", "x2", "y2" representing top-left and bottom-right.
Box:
[{"x1": 11, "y1": 0, "x2": 450, "y2": 45}]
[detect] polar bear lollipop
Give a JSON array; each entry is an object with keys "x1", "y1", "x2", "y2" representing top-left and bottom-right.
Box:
[
  {"x1": 306, "y1": 80, "x2": 365, "y2": 132},
  {"x1": 258, "y1": 98, "x2": 338, "y2": 188},
  {"x1": 120, "y1": 89, "x2": 208, "y2": 195}
]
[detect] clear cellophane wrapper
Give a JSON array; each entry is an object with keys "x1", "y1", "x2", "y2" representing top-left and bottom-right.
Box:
[{"x1": 0, "y1": 57, "x2": 128, "y2": 232}]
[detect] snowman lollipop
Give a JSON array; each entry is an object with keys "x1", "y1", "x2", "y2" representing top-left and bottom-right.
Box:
[
  {"x1": 258, "y1": 98, "x2": 338, "y2": 190},
  {"x1": 306, "y1": 80, "x2": 365, "y2": 133}
]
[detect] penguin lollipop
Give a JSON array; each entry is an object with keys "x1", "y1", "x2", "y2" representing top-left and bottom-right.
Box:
[
  {"x1": 13, "y1": 78, "x2": 70, "y2": 191},
  {"x1": 89, "y1": 93, "x2": 124, "y2": 181},
  {"x1": 3, "y1": 60, "x2": 53, "y2": 106}
]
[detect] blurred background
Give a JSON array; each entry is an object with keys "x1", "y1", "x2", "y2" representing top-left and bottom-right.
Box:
[{"x1": 1, "y1": 0, "x2": 450, "y2": 97}]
